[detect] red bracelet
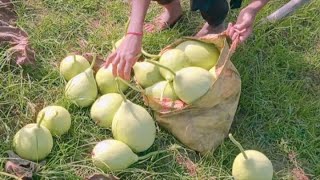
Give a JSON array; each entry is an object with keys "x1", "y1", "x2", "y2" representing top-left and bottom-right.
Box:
[{"x1": 126, "y1": 32, "x2": 143, "y2": 36}]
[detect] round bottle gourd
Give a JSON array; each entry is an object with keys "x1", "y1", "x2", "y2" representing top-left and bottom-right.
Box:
[
  {"x1": 176, "y1": 40, "x2": 219, "y2": 70},
  {"x1": 229, "y1": 134, "x2": 273, "y2": 180},
  {"x1": 90, "y1": 93, "x2": 123, "y2": 128},
  {"x1": 92, "y1": 139, "x2": 138, "y2": 171},
  {"x1": 173, "y1": 67, "x2": 213, "y2": 104},
  {"x1": 13, "y1": 115, "x2": 53, "y2": 161},
  {"x1": 159, "y1": 49, "x2": 190, "y2": 81},
  {"x1": 36, "y1": 106, "x2": 71, "y2": 136},
  {"x1": 95, "y1": 66, "x2": 129, "y2": 94},
  {"x1": 60, "y1": 55, "x2": 90, "y2": 81},
  {"x1": 92, "y1": 139, "x2": 165, "y2": 171},
  {"x1": 133, "y1": 61, "x2": 164, "y2": 88},
  {"x1": 146, "y1": 60, "x2": 213, "y2": 104},
  {"x1": 145, "y1": 81, "x2": 178, "y2": 101},
  {"x1": 112, "y1": 78, "x2": 156, "y2": 152},
  {"x1": 65, "y1": 56, "x2": 98, "y2": 107}
]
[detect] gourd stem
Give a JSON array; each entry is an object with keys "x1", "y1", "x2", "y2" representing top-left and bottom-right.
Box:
[
  {"x1": 115, "y1": 77, "x2": 127, "y2": 102},
  {"x1": 72, "y1": 55, "x2": 76, "y2": 64},
  {"x1": 37, "y1": 113, "x2": 45, "y2": 128},
  {"x1": 117, "y1": 77, "x2": 144, "y2": 93},
  {"x1": 138, "y1": 149, "x2": 167, "y2": 160},
  {"x1": 90, "y1": 53, "x2": 96, "y2": 69},
  {"x1": 145, "y1": 59, "x2": 176, "y2": 77},
  {"x1": 141, "y1": 48, "x2": 160, "y2": 59},
  {"x1": 160, "y1": 81, "x2": 169, "y2": 101},
  {"x1": 229, "y1": 133, "x2": 248, "y2": 160}
]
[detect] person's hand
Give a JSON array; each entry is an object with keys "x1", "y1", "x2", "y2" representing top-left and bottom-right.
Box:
[
  {"x1": 227, "y1": 7, "x2": 258, "y2": 46},
  {"x1": 104, "y1": 34, "x2": 142, "y2": 80}
]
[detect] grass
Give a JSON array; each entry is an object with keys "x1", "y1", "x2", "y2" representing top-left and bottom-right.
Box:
[{"x1": 1, "y1": 0, "x2": 319, "y2": 179}]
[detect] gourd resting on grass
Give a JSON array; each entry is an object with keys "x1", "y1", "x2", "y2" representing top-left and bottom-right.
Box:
[
  {"x1": 229, "y1": 134, "x2": 273, "y2": 180},
  {"x1": 90, "y1": 93, "x2": 123, "y2": 128},
  {"x1": 13, "y1": 114, "x2": 53, "y2": 161},
  {"x1": 112, "y1": 77, "x2": 156, "y2": 152},
  {"x1": 36, "y1": 106, "x2": 71, "y2": 136},
  {"x1": 92, "y1": 139, "x2": 166, "y2": 171},
  {"x1": 65, "y1": 54, "x2": 98, "y2": 107},
  {"x1": 60, "y1": 55, "x2": 90, "y2": 81}
]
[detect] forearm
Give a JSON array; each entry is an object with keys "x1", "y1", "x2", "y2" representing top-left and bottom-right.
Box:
[
  {"x1": 127, "y1": 0, "x2": 151, "y2": 33},
  {"x1": 246, "y1": 0, "x2": 270, "y2": 14}
]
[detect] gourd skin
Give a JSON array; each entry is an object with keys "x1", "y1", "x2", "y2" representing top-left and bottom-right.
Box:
[
  {"x1": 13, "y1": 124, "x2": 53, "y2": 161},
  {"x1": 133, "y1": 61, "x2": 164, "y2": 88},
  {"x1": 176, "y1": 40, "x2": 219, "y2": 70},
  {"x1": 173, "y1": 67, "x2": 213, "y2": 104},
  {"x1": 60, "y1": 55, "x2": 90, "y2": 81},
  {"x1": 90, "y1": 93, "x2": 123, "y2": 128},
  {"x1": 232, "y1": 150, "x2": 273, "y2": 180},
  {"x1": 145, "y1": 81, "x2": 178, "y2": 100},
  {"x1": 65, "y1": 68, "x2": 98, "y2": 107},
  {"x1": 92, "y1": 139, "x2": 138, "y2": 171},
  {"x1": 96, "y1": 66, "x2": 128, "y2": 94},
  {"x1": 36, "y1": 106, "x2": 71, "y2": 136},
  {"x1": 159, "y1": 49, "x2": 190, "y2": 81},
  {"x1": 112, "y1": 100, "x2": 156, "y2": 152}
]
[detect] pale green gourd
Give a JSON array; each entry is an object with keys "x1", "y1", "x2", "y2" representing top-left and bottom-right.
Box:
[
  {"x1": 176, "y1": 40, "x2": 220, "y2": 70},
  {"x1": 229, "y1": 134, "x2": 273, "y2": 180},
  {"x1": 92, "y1": 139, "x2": 138, "y2": 171},
  {"x1": 90, "y1": 93, "x2": 123, "y2": 128},
  {"x1": 36, "y1": 106, "x2": 71, "y2": 136},
  {"x1": 13, "y1": 114, "x2": 53, "y2": 161},
  {"x1": 112, "y1": 78, "x2": 156, "y2": 152},
  {"x1": 146, "y1": 60, "x2": 213, "y2": 104},
  {"x1": 65, "y1": 55, "x2": 98, "y2": 107},
  {"x1": 95, "y1": 66, "x2": 129, "y2": 94},
  {"x1": 145, "y1": 81, "x2": 178, "y2": 101},
  {"x1": 173, "y1": 67, "x2": 213, "y2": 104},
  {"x1": 133, "y1": 61, "x2": 164, "y2": 88},
  {"x1": 159, "y1": 49, "x2": 190, "y2": 81},
  {"x1": 60, "y1": 55, "x2": 90, "y2": 81},
  {"x1": 92, "y1": 139, "x2": 167, "y2": 171}
]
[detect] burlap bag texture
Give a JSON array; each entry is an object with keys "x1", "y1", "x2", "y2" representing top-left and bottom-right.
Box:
[{"x1": 142, "y1": 32, "x2": 241, "y2": 154}]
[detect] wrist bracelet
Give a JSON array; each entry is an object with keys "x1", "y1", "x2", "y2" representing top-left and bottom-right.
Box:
[{"x1": 126, "y1": 32, "x2": 143, "y2": 36}]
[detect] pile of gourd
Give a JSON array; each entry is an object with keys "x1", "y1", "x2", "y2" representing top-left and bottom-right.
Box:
[{"x1": 11, "y1": 38, "x2": 274, "y2": 179}]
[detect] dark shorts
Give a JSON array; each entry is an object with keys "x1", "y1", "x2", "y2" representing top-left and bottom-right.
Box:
[{"x1": 152, "y1": 0, "x2": 242, "y2": 27}]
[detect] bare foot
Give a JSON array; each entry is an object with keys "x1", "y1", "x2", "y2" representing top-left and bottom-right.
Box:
[
  {"x1": 195, "y1": 23, "x2": 225, "y2": 37},
  {"x1": 144, "y1": 0, "x2": 183, "y2": 33}
]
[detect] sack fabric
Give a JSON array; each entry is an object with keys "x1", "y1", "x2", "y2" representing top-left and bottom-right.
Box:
[{"x1": 141, "y1": 33, "x2": 241, "y2": 155}]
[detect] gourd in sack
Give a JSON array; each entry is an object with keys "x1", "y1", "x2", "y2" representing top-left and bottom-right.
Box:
[
  {"x1": 13, "y1": 114, "x2": 53, "y2": 161},
  {"x1": 112, "y1": 78, "x2": 156, "y2": 152},
  {"x1": 229, "y1": 134, "x2": 273, "y2": 180},
  {"x1": 147, "y1": 60, "x2": 213, "y2": 104},
  {"x1": 90, "y1": 93, "x2": 123, "y2": 128},
  {"x1": 60, "y1": 55, "x2": 90, "y2": 81},
  {"x1": 133, "y1": 61, "x2": 164, "y2": 88},
  {"x1": 65, "y1": 55, "x2": 98, "y2": 107},
  {"x1": 36, "y1": 106, "x2": 71, "y2": 136},
  {"x1": 176, "y1": 40, "x2": 219, "y2": 70},
  {"x1": 92, "y1": 139, "x2": 166, "y2": 171},
  {"x1": 158, "y1": 49, "x2": 190, "y2": 81},
  {"x1": 145, "y1": 81, "x2": 178, "y2": 101}
]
